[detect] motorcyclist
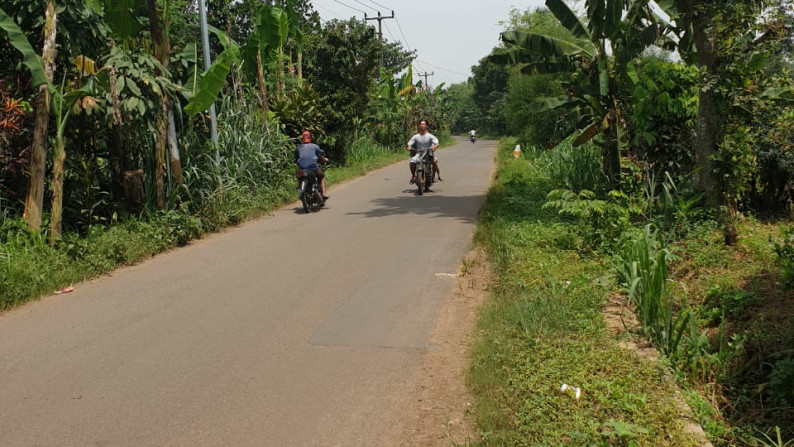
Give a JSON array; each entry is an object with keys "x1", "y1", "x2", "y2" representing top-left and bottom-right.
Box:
[
  {"x1": 294, "y1": 130, "x2": 329, "y2": 199},
  {"x1": 406, "y1": 119, "x2": 442, "y2": 183},
  {"x1": 469, "y1": 129, "x2": 476, "y2": 141}
]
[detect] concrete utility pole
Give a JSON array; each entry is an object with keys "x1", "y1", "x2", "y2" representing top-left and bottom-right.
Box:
[
  {"x1": 418, "y1": 71, "x2": 434, "y2": 89},
  {"x1": 365, "y1": 10, "x2": 395, "y2": 76},
  {"x1": 197, "y1": 0, "x2": 219, "y2": 163}
]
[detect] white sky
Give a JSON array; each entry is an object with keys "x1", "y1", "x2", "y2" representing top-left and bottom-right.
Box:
[{"x1": 310, "y1": 0, "x2": 547, "y2": 87}]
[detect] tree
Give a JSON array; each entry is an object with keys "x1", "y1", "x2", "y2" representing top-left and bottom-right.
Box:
[
  {"x1": 470, "y1": 56, "x2": 509, "y2": 136},
  {"x1": 661, "y1": 0, "x2": 782, "y2": 241},
  {"x1": 302, "y1": 18, "x2": 384, "y2": 155},
  {"x1": 491, "y1": 0, "x2": 669, "y2": 186},
  {"x1": 21, "y1": 1, "x2": 56, "y2": 231}
]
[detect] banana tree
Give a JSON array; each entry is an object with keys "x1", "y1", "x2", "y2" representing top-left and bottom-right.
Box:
[
  {"x1": 285, "y1": 0, "x2": 304, "y2": 81},
  {"x1": 1, "y1": 3, "x2": 56, "y2": 231},
  {"x1": 237, "y1": 5, "x2": 288, "y2": 120},
  {"x1": 184, "y1": 26, "x2": 239, "y2": 116},
  {"x1": 491, "y1": 0, "x2": 667, "y2": 187},
  {"x1": 367, "y1": 66, "x2": 414, "y2": 147},
  {"x1": 50, "y1": 57, "x2": 108, "y2": 244}
]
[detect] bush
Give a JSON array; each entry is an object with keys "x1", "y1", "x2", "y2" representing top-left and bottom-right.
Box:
[{"x1": 629, "y1": 58, "x2": 698, "y2": 180}]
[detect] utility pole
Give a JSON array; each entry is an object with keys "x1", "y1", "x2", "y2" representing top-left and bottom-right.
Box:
[
  {"x1": 365, "y1": 10, "x2": 395, "y2": 76},
  {"x1": 418, "y1": 71, "x2": 434, "y2": 89},
  {"x1": 197, "y1": 0, "x2": 219, "y2": 163}
]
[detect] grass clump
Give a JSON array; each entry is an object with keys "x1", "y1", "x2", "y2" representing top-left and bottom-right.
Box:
[{"x1": 469, "y1": 139, "x2": 698, "y2": 446}]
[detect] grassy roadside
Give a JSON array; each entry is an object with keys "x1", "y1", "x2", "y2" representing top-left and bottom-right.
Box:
[
  {"x1": 0, "y1": 137, "x2": 417, "y2": 311},
  {"x1": 467, "y1": 139, "x2": 702, "y2": 446}
]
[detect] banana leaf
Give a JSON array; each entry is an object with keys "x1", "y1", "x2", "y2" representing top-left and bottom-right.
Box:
[
  {"x1": 587, "y1": 0, "x2": 606, "y2": 39},
  {"x1": 523, "y1": 96, "x2": 576, "y2": 114},
  {"x1": 501, "y1": 31, "x2": 590, "y2": 59},
  {"x1": 545, "y1": 0, "x2": 589, "y2": 40},
  {"x1": 184, "y1": 28, "x2": 239, "y2": 115},
  {"x1": 573, "y1": 119, "x2": 602, "y2": 146},
  {"x1": 0, "y1": 8, "x2": 49, "y2": 89},
  {"x1": 259, "y1": 6, "x2": 288, "y2": 65},
  {"x1": 604, "y1": 0, "x2": 625, "y2": 39},
  {"x1": 103, "y1": 0, "x2": 144, "y2": 40}
]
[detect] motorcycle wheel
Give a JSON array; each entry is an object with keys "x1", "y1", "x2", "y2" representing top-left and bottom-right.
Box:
[
  {"x1": 301, "y1": 193, "x2": 311, "y2": 213},
  {"x1": 306, "y1": 189, "x2": 323, "y2": 213}
]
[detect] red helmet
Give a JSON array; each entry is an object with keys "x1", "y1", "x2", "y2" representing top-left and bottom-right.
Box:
[{"x1": 301, "y1": 131, "x2": 312, "y2": 143}]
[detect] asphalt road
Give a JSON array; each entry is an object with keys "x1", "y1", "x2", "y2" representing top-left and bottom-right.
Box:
[{"x1": 0, "y1": 137, "x2": 497, "y2": 447}]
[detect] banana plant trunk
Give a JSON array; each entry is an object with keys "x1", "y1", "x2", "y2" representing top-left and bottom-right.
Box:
[
  {"x1": 108, "y1": 65, "x2": 125, "y2": 199},
  {"x1": 147, "y1": 0, "x2": 171, "y2": 209},
  {"x1": 257, "y1": 48, "x2": 270, "y2": 127},
  {"x1": 167, "y1": 106, "x2": 182, "y2": 184},
  {"x1": 49, "y1": 133, "x2": 66, "y2": 245},
  {"x1": 23, "y1": 0, "x2": 57, "y2": 231}
]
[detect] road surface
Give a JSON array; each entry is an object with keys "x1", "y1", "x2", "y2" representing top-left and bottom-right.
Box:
[{"x1": 0, "y1": 137, "x2": 497, "y2": 446}]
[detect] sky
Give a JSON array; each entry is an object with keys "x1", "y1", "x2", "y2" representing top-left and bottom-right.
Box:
[{"x1": 309, "y1": 0, "x2": 547, "y2": 88}]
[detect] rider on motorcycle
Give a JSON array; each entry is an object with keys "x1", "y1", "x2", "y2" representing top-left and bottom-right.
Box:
[
  {"x1": 469, "y1": 129, "x2": 476, "y2": 141},
  {"x1": 406, "y1": 119, "x2": 442, "y2": 183},
  {"x1": 294, "y1": 130, "x2": 329, "y2": 199}
]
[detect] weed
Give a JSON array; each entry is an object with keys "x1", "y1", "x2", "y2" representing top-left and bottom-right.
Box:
[
  {"x1": 773, "y1": 226, "x2": 794, "y2": 289},
  {"x1": 767, "y1": 356, "x2": 794, "y2": 408},
  {"x1": 600, "y1": 419, "x2": 649, "y2": 446},
  {"x1": 614, "y1": 225, "x2": 689, "y2": 356},
  {"x1": 753, "y1": 426, "x2": 794, "y2": 447}
]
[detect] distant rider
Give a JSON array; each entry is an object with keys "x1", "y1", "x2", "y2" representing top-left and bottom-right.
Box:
[
  {"x1": 406, "y1": 119, "x2": 442, "y2": 183},
  {"x1": 469, "y1": 129, "x2": 476, "y2": 141},
  {"x1": 294, "y1": 130, "x2": 329, "y2": 199}
]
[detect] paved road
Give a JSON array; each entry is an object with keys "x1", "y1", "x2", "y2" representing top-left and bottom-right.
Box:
[{"x1": 0, "y1": 137, "x2": 497, "y2": 447}]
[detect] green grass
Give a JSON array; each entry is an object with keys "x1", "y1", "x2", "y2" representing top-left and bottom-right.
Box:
[{"x1": 468, "y1": 138, "x2": 702, "y2": 446}]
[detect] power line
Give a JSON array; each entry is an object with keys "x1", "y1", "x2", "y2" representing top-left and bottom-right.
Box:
[
  {"x1": 313, "y1": 2, "x2": 344, "y2": 20},
  {"x1": 394, "y1": 18, "x2": 425, "y2": 74},
  {"x1": 350, "y1": 0, "x2": 378, "y2": 13},
  {"x1": 365, "y1": 0, "x2": 392, "y2": 10},
  {"x1": 416, "y1": 59, "x2": 468, "y2": 76},
  {"x1": 332, "y1": 0, "x2": 366, "y2": 15},
  {"x1": 382, "y1": 21, "x2": 398, "y2": 43}
]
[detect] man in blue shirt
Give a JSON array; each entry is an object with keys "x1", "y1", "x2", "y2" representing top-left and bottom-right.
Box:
[{"x1": 294, "y1": 130, "x2": 329, "y2": 199}]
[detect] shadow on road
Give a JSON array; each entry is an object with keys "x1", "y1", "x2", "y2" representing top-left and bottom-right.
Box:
[{"x1": 346, "y1": 192, "x2": 485, "y2": 222}]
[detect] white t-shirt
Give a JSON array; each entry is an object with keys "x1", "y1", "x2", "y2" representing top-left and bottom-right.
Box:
[{"x1": 407, "y1": 132, "x2": 438, "y2": 153}]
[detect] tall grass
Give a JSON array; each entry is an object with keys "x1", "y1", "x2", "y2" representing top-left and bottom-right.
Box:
[
  {"x1": 614, "y1": 225, "x2": 689, "y2": 356},
  {"x1": 545, "y1": 138, "x2": 605, "y2": 193}
]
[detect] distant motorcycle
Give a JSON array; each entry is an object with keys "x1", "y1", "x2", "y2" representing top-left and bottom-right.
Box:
[
  {"x1": 297, "y1": 169, "x2": 325, "y2": 213},
  {"x1": 414, "y1": 149, "x2": 434, "y2": 195},
  {"x1": 470, "y1": 135, "x2": 476, "y2": 143}
]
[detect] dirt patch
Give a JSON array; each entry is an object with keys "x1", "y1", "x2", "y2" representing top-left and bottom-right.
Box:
[{"x1": 383, "y1": 247, "x2": 492, "y2": 446}]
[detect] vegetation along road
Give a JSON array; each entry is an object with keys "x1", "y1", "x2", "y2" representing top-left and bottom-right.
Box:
[{"x1": 0, "y1": 139, "x2": 497, "y2": 446}]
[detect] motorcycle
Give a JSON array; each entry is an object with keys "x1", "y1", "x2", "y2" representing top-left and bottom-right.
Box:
[
  {"x1": 414, "y1": 149, "x2": 434, "y2": 195},
  {"x1": 296, "y1": 169, "x2": 325, "y2": 213},
  {"x1": 470, "y1": 135, "x2": 476, "y2": 143}
]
